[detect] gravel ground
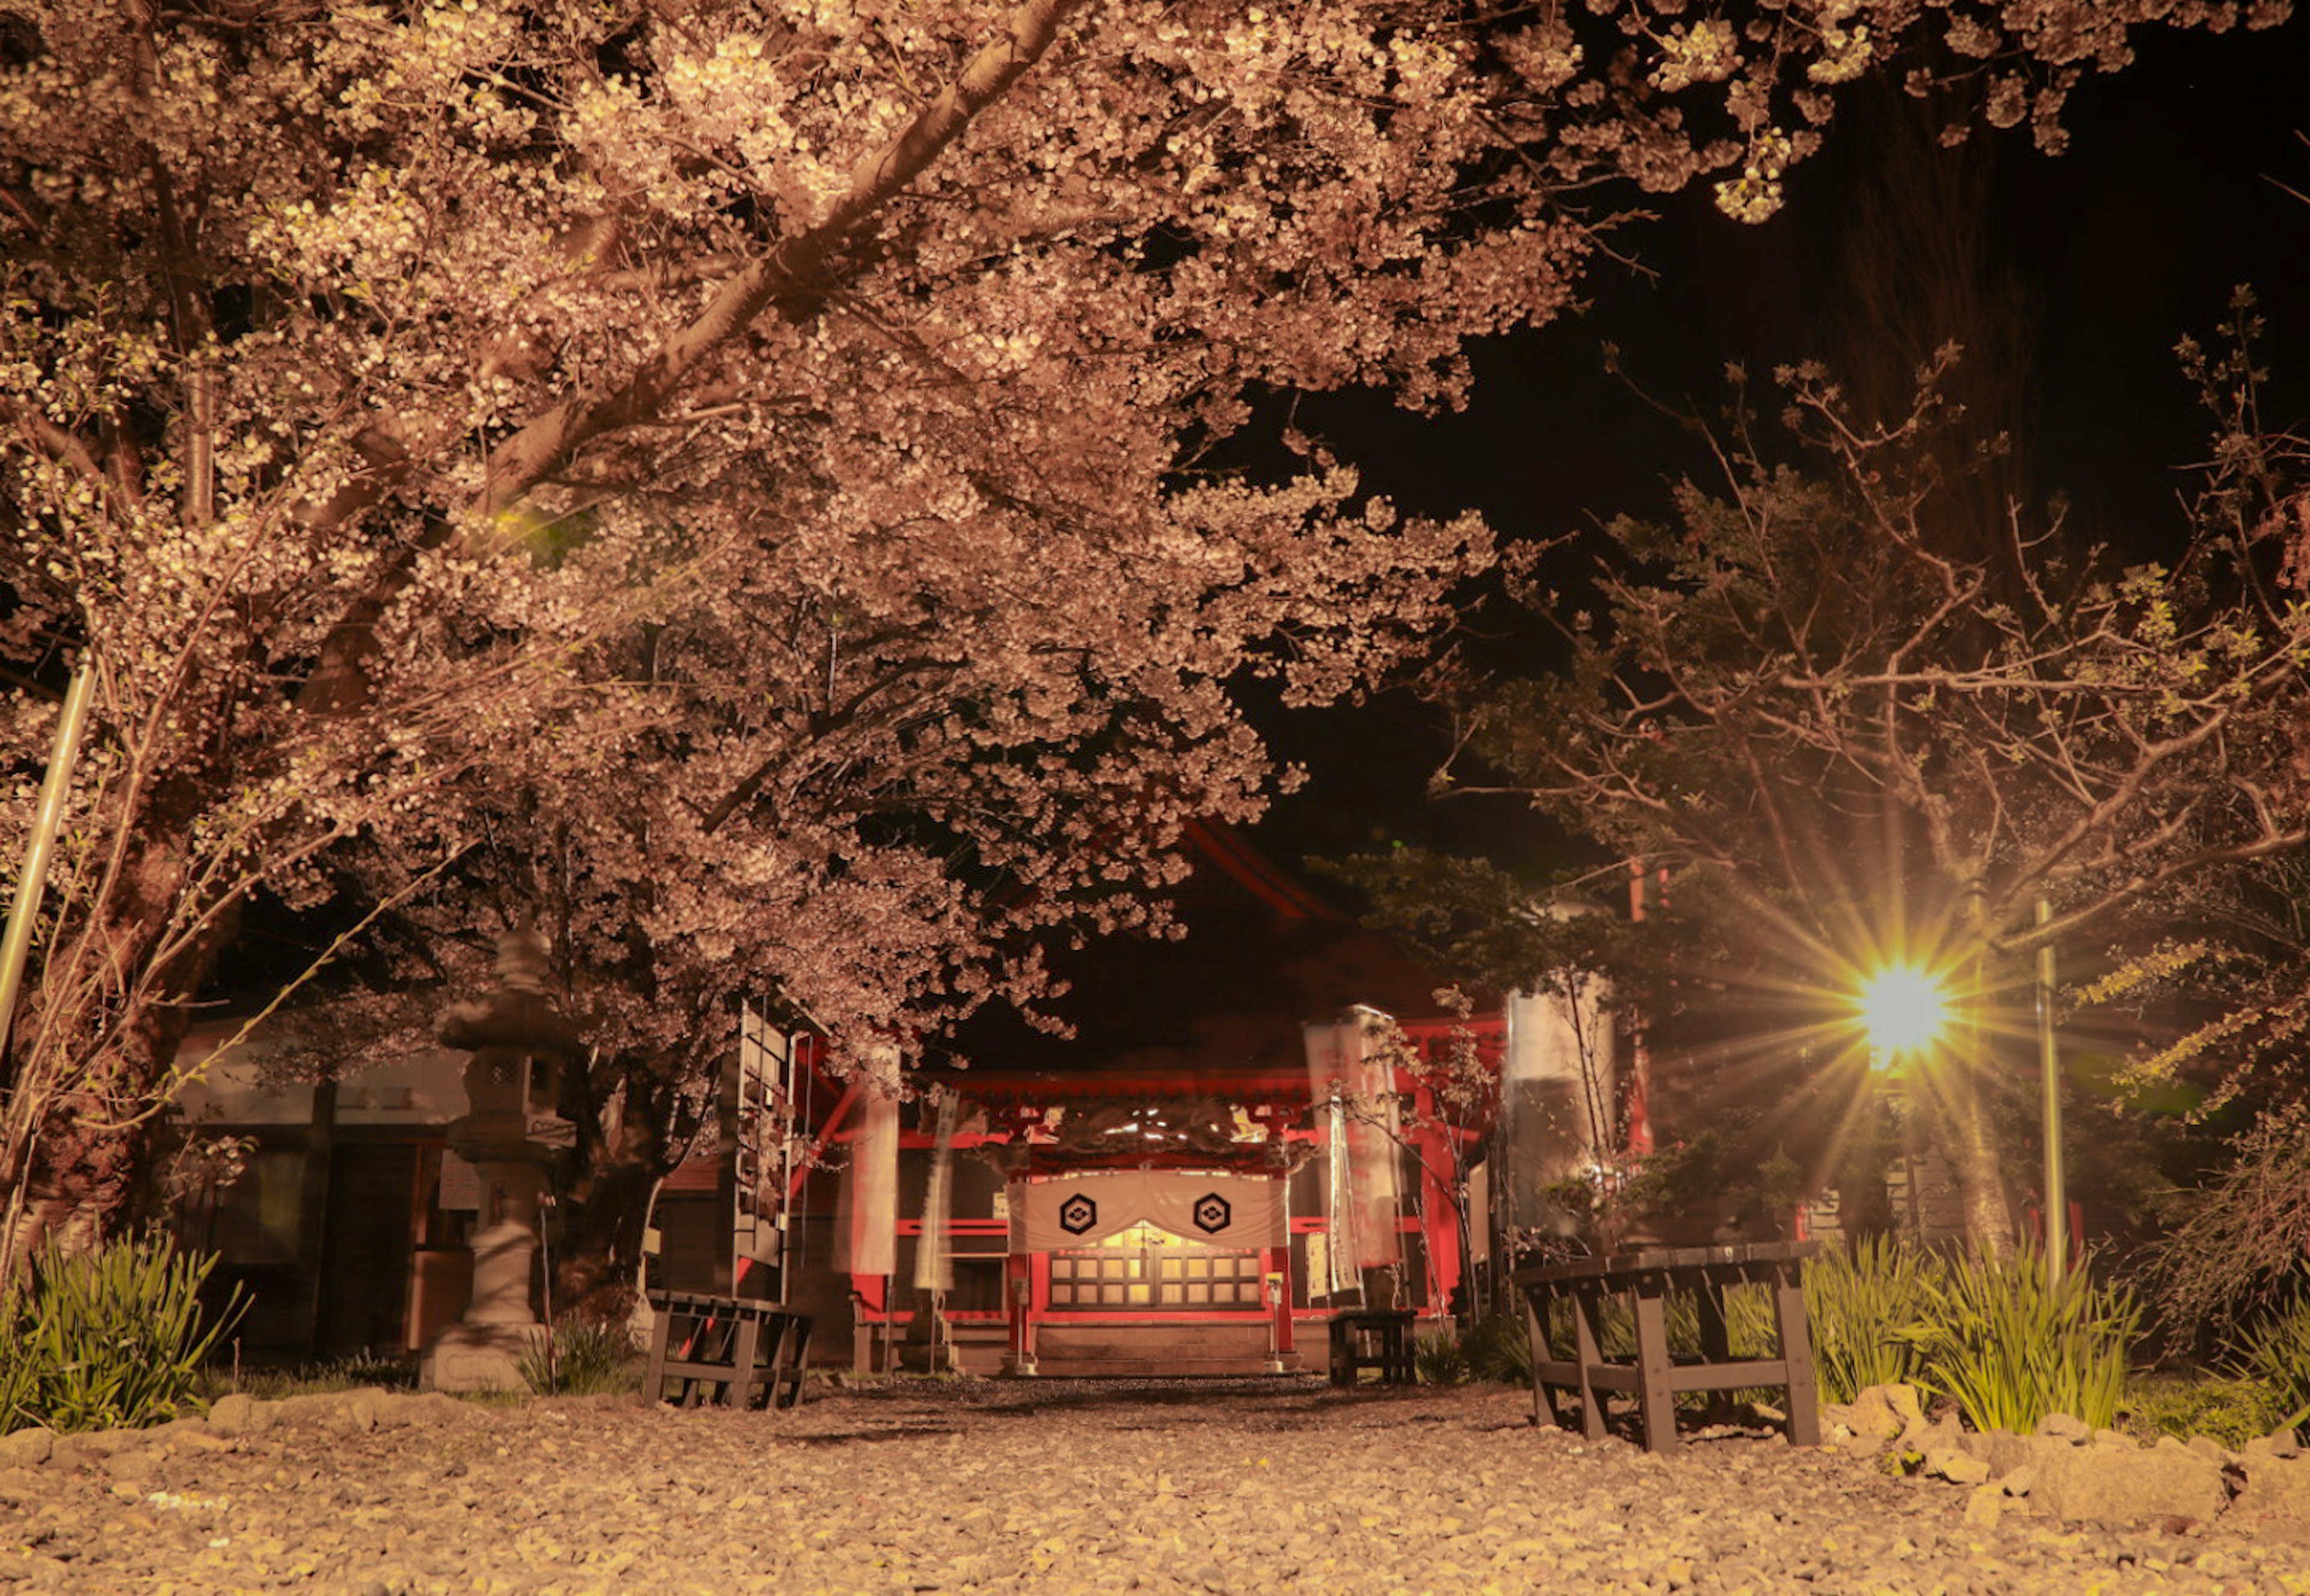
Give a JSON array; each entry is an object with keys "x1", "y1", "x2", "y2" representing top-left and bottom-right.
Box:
[{"x1": 5, "y1": 1378, "x2": 2308, "y2": 1595}]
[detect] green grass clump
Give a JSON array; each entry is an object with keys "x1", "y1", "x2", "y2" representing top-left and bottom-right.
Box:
[
  {"x1": 2222, "y1": 1292, "x2": 2310, "y2": 1434},
  {"x1": 1806, "y1": 1236, "x2": 1945, "y2": 1403},
  {"x1": 1501, "y1": 1238, "x2": 2154, "y2": 1435},
  {"x1": 200, "y1": 1350, "x2": 420, "y2": 1402},
  {"x1": 1462, "y1": 1310, "x2": 1536, "y2": 1384},
  {"x1": 1413, "y1": 1329, "x2": 1471, "y2": 1385},
  {"x1": 520, "y1": 1314, "x2": 642, "y2": 1396},
  {"x1": 1405, "y1": 1313, "x2": 1535, "y2": 1386},
  {"x1": 1896, "y1": 1244, "x2": 2138, "y2": 1433},
  {"x1": 1, "y1": 1231, "x2": 245, "y2": 1434},
  {"x1": 1535, "y1": 1295, "x2": 1639, "y2": 1360}
]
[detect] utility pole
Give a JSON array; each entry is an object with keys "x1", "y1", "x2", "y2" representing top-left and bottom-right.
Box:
[
  {"x1": 2037, "y1": 898, "x2": 2066, "y2": 1282},
  {"x1": 0, "y1": 659, "x2": 96, "y2": 1071}
]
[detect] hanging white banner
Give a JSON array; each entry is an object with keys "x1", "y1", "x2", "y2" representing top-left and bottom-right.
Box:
[
  {"x1": 1011, "y1": 1171, "x2": 1284, "y2": 1252},
  {"x1": 914, "y1": 1089, "x2": 958, "y2": 1293},
  {"x1": 1304, "y1": 1008, "x2": 1403, "y2": 1271},
  {"x1": 834, "y1": 1043, "x2": 902, "y2": 1278}
]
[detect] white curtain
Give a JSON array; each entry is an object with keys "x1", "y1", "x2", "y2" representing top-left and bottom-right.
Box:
[{"x1": 1009, "y1": 1171, "x2": 1285, "y2": 1252}]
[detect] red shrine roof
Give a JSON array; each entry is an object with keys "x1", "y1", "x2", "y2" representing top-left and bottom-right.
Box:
[
  {"x1": 1175, "y1": 817, "x2": 1338, "y2": 922},
  {"x1": 919, "y1": 1066, "x2": 1316, "y2": 1107}
]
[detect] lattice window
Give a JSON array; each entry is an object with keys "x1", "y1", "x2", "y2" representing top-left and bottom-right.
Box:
[{"x1": 1047, "y1": 1222, "x2": 1263, "y2": 1310}]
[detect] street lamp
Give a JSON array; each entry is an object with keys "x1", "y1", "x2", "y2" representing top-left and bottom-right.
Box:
[
  {"x1": 1850, "y1": 963, "x2": 1950, "y2": 1240},
  {"x1": 1855, "y1": 950, "x2": 2065, "y2": 1278},
  {"x1": 1856, "y1": 965, "x2": 1951, "y2": 1063}
]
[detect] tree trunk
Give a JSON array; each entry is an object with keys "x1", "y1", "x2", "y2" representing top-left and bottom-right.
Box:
[
  {"x1": 1831, "y1": 1094, "x2": 1899, "y2": 1245},
  {"x1": 0, "y1": 784, "x2": 256, "y2": 1275},
  {"x1": 549, "y1": 1055, "x2": 697, "y2": 1322},
  {"x1": 1929, "y1": 1040, "x2": 2016, "y2": 1259},
  {"x1": 9, "y1": 1098, "x2": 147, "y2": 1269},
  {"x1": 552, "y1": 1152, "x2": 664, "y2": 1322}
]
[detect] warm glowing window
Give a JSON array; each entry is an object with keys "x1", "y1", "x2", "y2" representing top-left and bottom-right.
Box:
[{"x1": 1049, "y1": 1222, "x2": 1261, "y2": 1310}]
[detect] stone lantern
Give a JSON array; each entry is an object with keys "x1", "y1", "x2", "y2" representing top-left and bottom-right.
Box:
[{"x1": 419, "y1": 927, "x2": 584, "y2": 1393}]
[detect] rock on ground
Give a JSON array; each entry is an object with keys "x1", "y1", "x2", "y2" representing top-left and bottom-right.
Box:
[{"x1": 0, "y1": 1381, "x2": 2305, "y2": 1595}]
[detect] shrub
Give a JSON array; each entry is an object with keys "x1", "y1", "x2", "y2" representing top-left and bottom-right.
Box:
[
  {"x1": 1806, "y1": 1236, "x2": 1947, "y2": 1403},
  {"x1": 1720, "y1": 1282, "x2": 1784, "y2": 1360},
  {"x1": 2, "y1": 1231, "x2": 246, "y2": 1434},
  {"x1": 520, "y1": 1313, "x2": 641, "y2": 1396},
  {"x1": 1404, "y1": 1312, "x2": 1538, "y2": 1385},
  {"x1": 1896, "y1": 1245, "x2": 2139, "y2": 1433},
  {"x1": 1531, "y1": 1293, "x2": 1636, "y2": 1361},
  {"x1": 1414, "y1": 1328, "x2": 1472, "y2": 1385},
  {"x1": 1462, "y1": 1311, "x2": 1536, "y2": 1385},
  {"x1": 1530, "y1": 1287, "x2": 1777, "y2": 1369},
  {"x1": 2222, "y1": 1291, "x2": 2310, "y2": 1433},
  {"x1": 2140, "y1": 1107, "x2": 2310, "y2": 1348},
  {"x1": 2120, "y1": 1371, "x2": 2291, "y2": 1448}
]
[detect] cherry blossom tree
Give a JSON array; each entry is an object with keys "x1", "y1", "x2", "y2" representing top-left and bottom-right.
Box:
[
  {"x1": 0, "y1": 0, "x2": 2284, "y2": 1266},
  {"x1": 291, "y1": 460, "x2": 1491, "y2": 1308}
]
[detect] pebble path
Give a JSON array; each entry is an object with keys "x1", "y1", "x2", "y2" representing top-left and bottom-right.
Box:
[{"x1": 5, "y1": 1378, "x2": 2307, "y2": 1595}]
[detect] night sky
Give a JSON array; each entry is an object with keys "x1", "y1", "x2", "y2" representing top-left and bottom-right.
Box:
[{"x1": 1254, "y1": 14, "x2": 2310, "y2": 889}]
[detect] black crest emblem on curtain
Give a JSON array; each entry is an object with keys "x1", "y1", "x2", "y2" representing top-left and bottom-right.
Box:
[
  {"x1": 1059, "y1": 1193, "x2": 1098, "y2": 1235},
  {"x1": 1192, "y1": 1192, "x2": 1231, "y2": 1234}
]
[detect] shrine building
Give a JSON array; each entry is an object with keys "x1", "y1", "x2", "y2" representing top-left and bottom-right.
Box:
[{"x1": 665, "y1": 819, "x2": 1521, "y2": 1375}]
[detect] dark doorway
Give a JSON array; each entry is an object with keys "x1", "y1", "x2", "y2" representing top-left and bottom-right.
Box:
[{"x1": 315, "y1": 1143, "x2": 419, "y2": 1355}]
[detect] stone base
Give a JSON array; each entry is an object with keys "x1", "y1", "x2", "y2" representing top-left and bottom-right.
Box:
[{"x1": 422, "y1": 1321, "x2": 548, "y2": 1393}]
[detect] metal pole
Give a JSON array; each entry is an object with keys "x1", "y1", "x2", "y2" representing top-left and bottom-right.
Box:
[
  {"x1": 0, "y1": 658, "x2": 97, "y2": 1070},
  {"x1": 538, "y1": 1188, "x2": 557, "y2": 1394},
  {"x1": 2037, "y1": 898, "x2": 2067, "y2": 1282}
]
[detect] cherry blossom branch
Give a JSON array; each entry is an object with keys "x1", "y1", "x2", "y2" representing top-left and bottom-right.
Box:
[{"x1": 482, "y1": 0, "x2": 1089, "y2": 518}]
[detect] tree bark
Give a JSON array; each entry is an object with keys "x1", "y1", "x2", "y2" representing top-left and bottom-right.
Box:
[
  {"x1": 2, "y1": 812, "x2": 244, "y2": 1272},
  {"x1": 547, "y1": 1055, "x2": 701, "y2": 1320},
  {"x1": 1831, "y1": 1097, "x2": 1898, "y2": 1245},
  {"x1": 10, "y1": 1098, "x2": 145, "y2": 1269},
  {"x1": 1934, "y1": 1005, "x2": 2016, "y2": 1258}
]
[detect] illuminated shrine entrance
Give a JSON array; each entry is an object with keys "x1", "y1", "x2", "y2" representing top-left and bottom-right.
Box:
[
  {"x1": 1008, "y1": 1169, "x2": 1292, "y2": 1375},
  {"x1": 859, "y1": 1029, "x2": 1504, "y2": 1375},
  {"x1": 1048, "y1": 1222, "x2": 1266, "y2": 1311}
]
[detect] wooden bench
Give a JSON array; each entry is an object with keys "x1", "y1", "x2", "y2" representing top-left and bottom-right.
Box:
[
  {"x1": 1327, "y1": 1308, "x2": 1418, "y2": 1387},
  {"x1": 1513, "y1": 1241, "x2": 1821, "y2": 1454},
  {"x1": 642, "y1": 1290, "x2": 812, "y2": 1411}
]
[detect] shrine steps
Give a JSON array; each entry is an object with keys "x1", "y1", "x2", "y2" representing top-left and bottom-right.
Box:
[
  {"x1": 1027, "y1": 1353, "x2": 1307, "y2": 1377},
  {"x1": 1027, "y1": 1322, "x2": 1299, "y2": 1378}
]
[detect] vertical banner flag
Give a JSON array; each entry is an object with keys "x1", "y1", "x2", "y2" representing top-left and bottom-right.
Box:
[
  {"x1": 835, "y1": 1040, "x2": 901, "y2": 1279},
  {"x1": 1502, "y1": 979, "x2": 1617, "y2": 1198},
  {"x1": 1304, "y1": 1007, "x2": 1403, "y2": 1276},
  {"x1": 914, "y1": 1088, "x2": 958, "y2": 1293}
]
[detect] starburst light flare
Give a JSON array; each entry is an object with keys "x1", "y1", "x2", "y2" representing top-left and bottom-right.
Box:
[{"x1": 1856, "y1": 966, "x2": 1951, "y2": 1057}]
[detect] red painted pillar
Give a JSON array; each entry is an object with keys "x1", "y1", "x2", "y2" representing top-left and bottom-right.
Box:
[
  {"x1": 1265, "y1": 1245, "x2": 1295, "y2": 1356},
  {"x1": 1418, "y1": 1120, "x2": 1461, "y2": 1313},
  {"x1": 1006, "y1": 1252, "x2": 1035, "y2": 1370}
]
